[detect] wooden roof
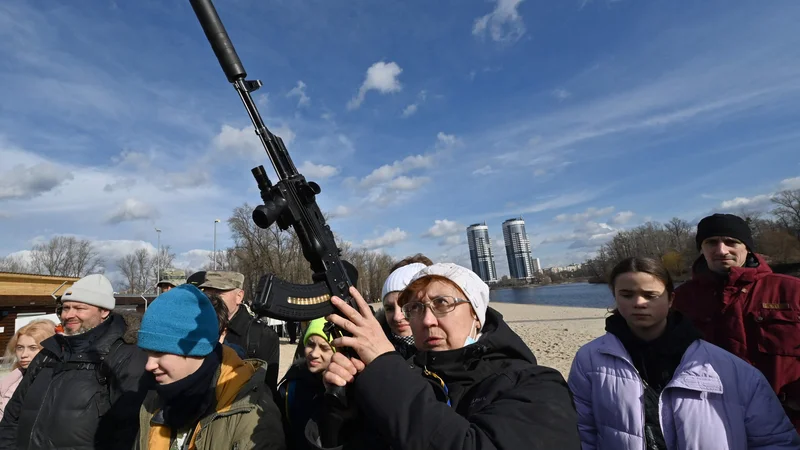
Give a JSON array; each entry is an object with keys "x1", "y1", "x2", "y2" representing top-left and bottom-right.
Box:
[{"x1": 0, "y1": 272, "x2": 79, "y2": 297}]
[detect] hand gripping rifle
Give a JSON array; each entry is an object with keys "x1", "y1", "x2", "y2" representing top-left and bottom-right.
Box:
[{"x1": 189, "y1": 0, "x2": 357, "y2": 403}]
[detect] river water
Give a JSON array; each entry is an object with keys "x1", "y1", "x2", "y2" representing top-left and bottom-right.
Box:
[{"x1": 490, "y1": 282, "x2": 614, "y2": 309}]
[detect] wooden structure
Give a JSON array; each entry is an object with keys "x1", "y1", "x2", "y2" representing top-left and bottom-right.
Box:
[
  {"x1": 0, "y1": 272, "x2": 78, "y2": 351},
  {"x1": 0, "y1": 272, "x2": 156, "y2": 351}
]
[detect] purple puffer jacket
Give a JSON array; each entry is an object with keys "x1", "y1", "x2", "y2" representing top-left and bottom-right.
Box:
[{"x1": 568, "y1": 333, "x2": 800, "y2": 450}]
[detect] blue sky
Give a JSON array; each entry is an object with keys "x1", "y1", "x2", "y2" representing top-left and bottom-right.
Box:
[{"x1": 1, "y1": 0, "x2": 799, "y2": 282}]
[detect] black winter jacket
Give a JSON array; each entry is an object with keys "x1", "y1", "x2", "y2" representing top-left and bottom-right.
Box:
[
  {"x1": 226, "y1": 306, "x2": 281, "y2": 392},
  {"x1": 0, "y1": 312, "x2": 152, "y2": 450},
  {"x1": 278, "y1": 360, "x2": 326, "y2": 450},
  {"x1": 306, "y1": 307, "x2": 581, "y2": 450}
]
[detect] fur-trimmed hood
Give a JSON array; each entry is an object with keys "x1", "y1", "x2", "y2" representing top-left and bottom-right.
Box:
[{"x1": 117, "y1": 310, "x2": 143, "y2": 345}]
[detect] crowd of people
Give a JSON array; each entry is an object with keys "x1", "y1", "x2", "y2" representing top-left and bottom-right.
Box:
[{"x1": 0, "y1": 212, "x2": 797, "y2": 449}]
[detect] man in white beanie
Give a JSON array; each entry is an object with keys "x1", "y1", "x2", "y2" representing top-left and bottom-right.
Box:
[{"x1": 0, "y1": 274, "x2": 151, "y2": 450}]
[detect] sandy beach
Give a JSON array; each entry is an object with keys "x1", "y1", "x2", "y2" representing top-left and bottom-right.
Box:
[{"x1": 276, "y1": 302, "x2": 608, "y2": 380}]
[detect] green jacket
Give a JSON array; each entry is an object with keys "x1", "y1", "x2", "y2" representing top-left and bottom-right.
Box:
[{"x1": 136, "y1": 346, "x2": 286, "y2": 450}]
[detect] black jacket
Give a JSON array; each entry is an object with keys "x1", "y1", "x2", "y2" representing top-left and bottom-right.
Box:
[
  {"x1": 306, "y1": 307, "x2": 581, "y2": 449},
  {"x1": 0, "y1": 312, "x2": 152, "y2": 450},
  {"x1": 226, "y1": 306, "x2": 281, "y2": 392},
  {"x1": 278, "y1": 360, "x2": 326, "y2": 450}
]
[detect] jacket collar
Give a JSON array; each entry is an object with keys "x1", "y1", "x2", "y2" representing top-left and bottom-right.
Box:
[{"x1": 597, "y1": 334, "x2": 723, "y2": 394}]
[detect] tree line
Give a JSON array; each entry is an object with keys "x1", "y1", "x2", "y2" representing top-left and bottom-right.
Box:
[
  {"x1": 0, "y1": 203, "x2": 397, "y2": 302},
  {"x1": 582, "y1": 189, "x2": 800, "y2": 280}
]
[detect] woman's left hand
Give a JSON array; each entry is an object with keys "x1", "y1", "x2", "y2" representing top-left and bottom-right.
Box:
[{"x1": 326, "y1": 286, "x2": 397, "y2": 366}]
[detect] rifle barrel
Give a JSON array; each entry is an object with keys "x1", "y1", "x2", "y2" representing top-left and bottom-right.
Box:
[{"x1": 189, "y1": 0, "x2": 246, "y2": 83}]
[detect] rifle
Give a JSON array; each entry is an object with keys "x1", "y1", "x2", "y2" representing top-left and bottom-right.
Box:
[{"x1": 189, "y1": 0, "x2": 357, "y2": 401}]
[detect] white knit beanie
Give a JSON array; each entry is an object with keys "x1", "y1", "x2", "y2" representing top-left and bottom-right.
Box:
[
  {"x1": 60, "y1": 274, "x2": 116, "y2": 310},
  {"x1": 381, "y1": 263, "x2": 427, "y2": 301},
  {"x1": 409, "y1": 263, "x2": 490, "y2": 328}
]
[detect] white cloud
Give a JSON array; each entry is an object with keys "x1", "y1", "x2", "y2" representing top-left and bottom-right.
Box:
[
  {"x1": 362, "y1": 228, "x2": 409, "y2": 249},
  {"x1": 387, "y1": 175, "x2": 429, "y2": 190},
  {"x1": 552, "y1": 88, "x2": 572, "y2": 100},
  {"x1": 173, "y1": 249, "x2": 214, "y2": 271},
  {"x1": 0, "y1": 162, "x2": 73, "y2": 200},
  {"x1": 401, "y1": 90, "x2": 427, "y2": 118},
  {"x1": 114, "y1": 150, "x2": 152, "y2": 171},
  {"x1": 401, "y1": 104, "x2": 418, "y2": 118},
  {"x1": 360, "y1": 154, "x2": 434, "y2": 188},
  {"x1": 436, "y1": 132, "x2": 460, "y2": 149},
  {"x1": 272, "y1": 125, "x2": 296, "y2": 145},
  {"x1": 287, "y1": 80, "x2": 310, "y2": 107},
  {"x1": 554, "y1": 206, "x2": 615, "y2": 222},
  {"x1": 106, "y1": 198, "x2": 159, "y2": 224},
  {"x1": 472, "y1": 165, "x2": 496, "y2": 175},
  {"x1": 472, "y1": 0, "x2": 526, "y2": 44},
  {"x1": 423, "y1": 219, "x2": 464, "y2": 238},
  {"x1": 347, "y1": 61, "x2": 403, "y2": 110},
  {"x1": 779, "y1": 177, "x2": 800, "y2": 191},
  {"x1": 541, "y1": 221, "x2": 618, "y2": 249},
  {"x1": 328, "y1": 205, "x2": 352, "y2": 218},
  {"x1": 212, "y1": 124, "x2": 261, "y2": 160},
  {"x1": 714, "y1": 176, "x2": 800, "y2": 214},
  {"x1": 103, "y1": 177, "x2": 136, "y2": 193},
  {"x1": 610, "y1": 211, "x2": 635, "y2": 225},
  {"x1": 442, "y1": 235, "x2": 464, "y2": 246},
  {"x1": 487, "y1": 191, "x2": 597, "y2": 218},
  {"x1": 298, "y1": 161, "x2": 339, "y2": 179},
  {"x1": 718, "y1": 194, "x2": 774, "y2": 211},
  {"x1": 212, "y1": 124, "x2": 295, "y2": 161}
]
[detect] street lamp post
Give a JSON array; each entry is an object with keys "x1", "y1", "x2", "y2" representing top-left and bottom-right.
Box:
[
  {"x1": 155, "y1": 228, "x2": 162, "y2": 294},
  {"x1": 213, "y1": 219, "x2": 220, "y2": 270}
]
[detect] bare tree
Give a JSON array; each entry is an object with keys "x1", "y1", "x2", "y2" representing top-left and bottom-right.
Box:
[
  {"x1": 116, "y1": 246, "x2": 176, "y2": 294},
  {"x1": 117, "y1": 248, "x2": 152, "y2": 294},
  {"x1": 0, "y1": 254, "x2": 31, "y2": 273},
  {"x1": 29, "y1": 236, "x2": 104, "y2": 277},
  {"x1": 664, "y1": 217, "x2": 692, "y2": 252},
  {"x1": 221, "y1": 203, "x2": 396, "y2": 304},
  {"x1": 772, "y1": 189, "x2": 800, "y2": 241}
]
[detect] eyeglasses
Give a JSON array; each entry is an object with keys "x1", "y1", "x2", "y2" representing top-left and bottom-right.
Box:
[{"x1": 401, "y1": 296, "x2": 471, "y2": 320}]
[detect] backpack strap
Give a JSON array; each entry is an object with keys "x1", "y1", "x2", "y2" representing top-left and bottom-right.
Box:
[{"x1": 243, "y1": 310, "x2": 266, "y2": 359}]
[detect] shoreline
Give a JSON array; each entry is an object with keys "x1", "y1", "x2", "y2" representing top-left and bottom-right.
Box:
[{"x1": 276, "y1": 302, "x2": 607, "y2": 380}]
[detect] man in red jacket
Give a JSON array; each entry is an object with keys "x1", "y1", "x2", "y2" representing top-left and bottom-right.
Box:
[{"x1": 673, "y1": 213, "x2": 800, "y2": 432}]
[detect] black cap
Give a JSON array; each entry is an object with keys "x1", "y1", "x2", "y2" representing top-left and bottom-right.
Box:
[
  {"x1": 186, "y1": 271, "x2": 208, "y2": 286},
  {"x1": 696, "y1": 214, "x2": 754, "y2": 251}
]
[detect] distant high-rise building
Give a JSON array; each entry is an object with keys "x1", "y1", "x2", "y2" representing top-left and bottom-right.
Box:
[
  {"x1": 466, "y1": 223, "x2": 498, "y2": 282},
  {"x1": 503, "y1": 218, "x2": 534, "y2": 280},
  {"x1": 532, "y1": 257, "x2": 541, "y2": 274}
]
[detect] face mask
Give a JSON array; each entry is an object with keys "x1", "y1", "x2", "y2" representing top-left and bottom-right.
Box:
[{"x1": 464, "y1": 319, "x2": 480, "y2": 346}]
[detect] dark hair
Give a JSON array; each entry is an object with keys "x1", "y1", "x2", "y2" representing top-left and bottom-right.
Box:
[
  {"x1": 207, "y1": 293, "x2": 230, "y2": 334},
  {"x1": 390, "y1": 253, "x2": 434, "y2": 273},
  {"x1": 608, "y1": 257, "x2": 675, "y2": 296}
]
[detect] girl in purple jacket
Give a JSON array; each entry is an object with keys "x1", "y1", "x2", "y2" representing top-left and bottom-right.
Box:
[{"x1": 568, "y1": 257, "x2": 799, "y2": 450}]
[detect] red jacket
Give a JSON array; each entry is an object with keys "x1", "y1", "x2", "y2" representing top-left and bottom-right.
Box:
[{"x1": 673, "y1": 253, "x2": 800, "y2": 431}]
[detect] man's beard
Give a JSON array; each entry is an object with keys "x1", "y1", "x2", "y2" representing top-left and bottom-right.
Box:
[{"x1": 62, "y1": 323, "x2": 94, "y2": 336}]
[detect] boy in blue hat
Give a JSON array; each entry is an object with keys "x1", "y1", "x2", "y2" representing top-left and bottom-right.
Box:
[{"x1": 135, "y1": 284, "x2": 285, "y2": 450}]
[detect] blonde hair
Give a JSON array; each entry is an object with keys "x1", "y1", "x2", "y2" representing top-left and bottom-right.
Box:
[{"x1": 3, "y1": 319, "x2": 57, "y2": 370}]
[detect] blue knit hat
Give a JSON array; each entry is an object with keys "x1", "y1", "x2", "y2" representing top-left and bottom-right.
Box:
[{"x1": 138, "y1": 284, "x2": 219, "y2": 357}]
